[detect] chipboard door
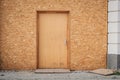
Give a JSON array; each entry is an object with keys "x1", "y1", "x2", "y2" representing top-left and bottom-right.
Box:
[{"x1": 38, "y1": 12, "x2": 68, "y2": 69}]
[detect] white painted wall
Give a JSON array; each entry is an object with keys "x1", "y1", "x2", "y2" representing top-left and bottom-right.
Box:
[{"x1": 108, "y1": 0, "x2": 120, "y2": 54}]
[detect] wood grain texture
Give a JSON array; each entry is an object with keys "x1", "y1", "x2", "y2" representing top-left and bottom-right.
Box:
[{"x1": 0, "y1": 0, "x2": 107, "y2": 70}]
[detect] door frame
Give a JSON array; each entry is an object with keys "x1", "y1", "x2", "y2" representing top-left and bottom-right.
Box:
[{"x1": 36, "y1": 11, "x2": 70, "y2": 69}]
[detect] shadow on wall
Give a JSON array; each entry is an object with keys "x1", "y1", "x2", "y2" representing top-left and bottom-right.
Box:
[
  {"x1": 0, "y1": 53, "x2": 2, "y2": 69},
  {"x1": 0, "y1": 0, "x2": 3, "y2": 69},
  {"x1": 0, "y1": 17, "x2": 1, "y2": 69},
  {"x1": 118, "y1": 13, "x2": 120, "y2": 68}
]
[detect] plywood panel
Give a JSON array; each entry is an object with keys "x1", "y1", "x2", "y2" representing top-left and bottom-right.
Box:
[
  {"x1": 0, "y1": 0, "x2": 107, "y2": 70},
  {"x1": 38, "y1": 12, "x2": 68, "y2": 69}
]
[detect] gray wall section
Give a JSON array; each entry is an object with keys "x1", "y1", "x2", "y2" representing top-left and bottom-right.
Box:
[
  {"x1": 107, "y1": 54, "x2": 120, "y2": 69},
  {"x1": 117, "y1": 55, "x2": 120, "y2": 68},
  {"x1": 107, "y1": 54, "x2": 118, "y2": 69}
]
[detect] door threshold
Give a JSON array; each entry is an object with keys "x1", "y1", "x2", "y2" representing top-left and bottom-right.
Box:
[{"x1": 35, "y1": 69, "x2": 70, "y2": 73}]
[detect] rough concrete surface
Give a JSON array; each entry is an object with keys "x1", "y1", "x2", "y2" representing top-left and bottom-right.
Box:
[{"x1": 0, "y1": 71, "x2": 120, "y2": 80}]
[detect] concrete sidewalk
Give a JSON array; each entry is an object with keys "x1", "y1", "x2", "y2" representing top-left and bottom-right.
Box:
[{"x1": 0, "y1": 70, "x2": 120, "y2": 80}]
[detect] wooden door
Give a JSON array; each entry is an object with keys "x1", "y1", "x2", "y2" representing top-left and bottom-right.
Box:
[{"x1": 38, "y1": 12, "x2": 68, "y2": 69}]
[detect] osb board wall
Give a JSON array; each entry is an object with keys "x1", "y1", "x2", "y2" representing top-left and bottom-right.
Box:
[{"x1": 0, "y1": 0, "x2": 107, "y2": 70}]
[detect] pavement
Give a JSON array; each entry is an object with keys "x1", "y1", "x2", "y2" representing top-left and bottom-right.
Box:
[{"x1": 0, "y1": 70, "x2": 120, "y2": 80}]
